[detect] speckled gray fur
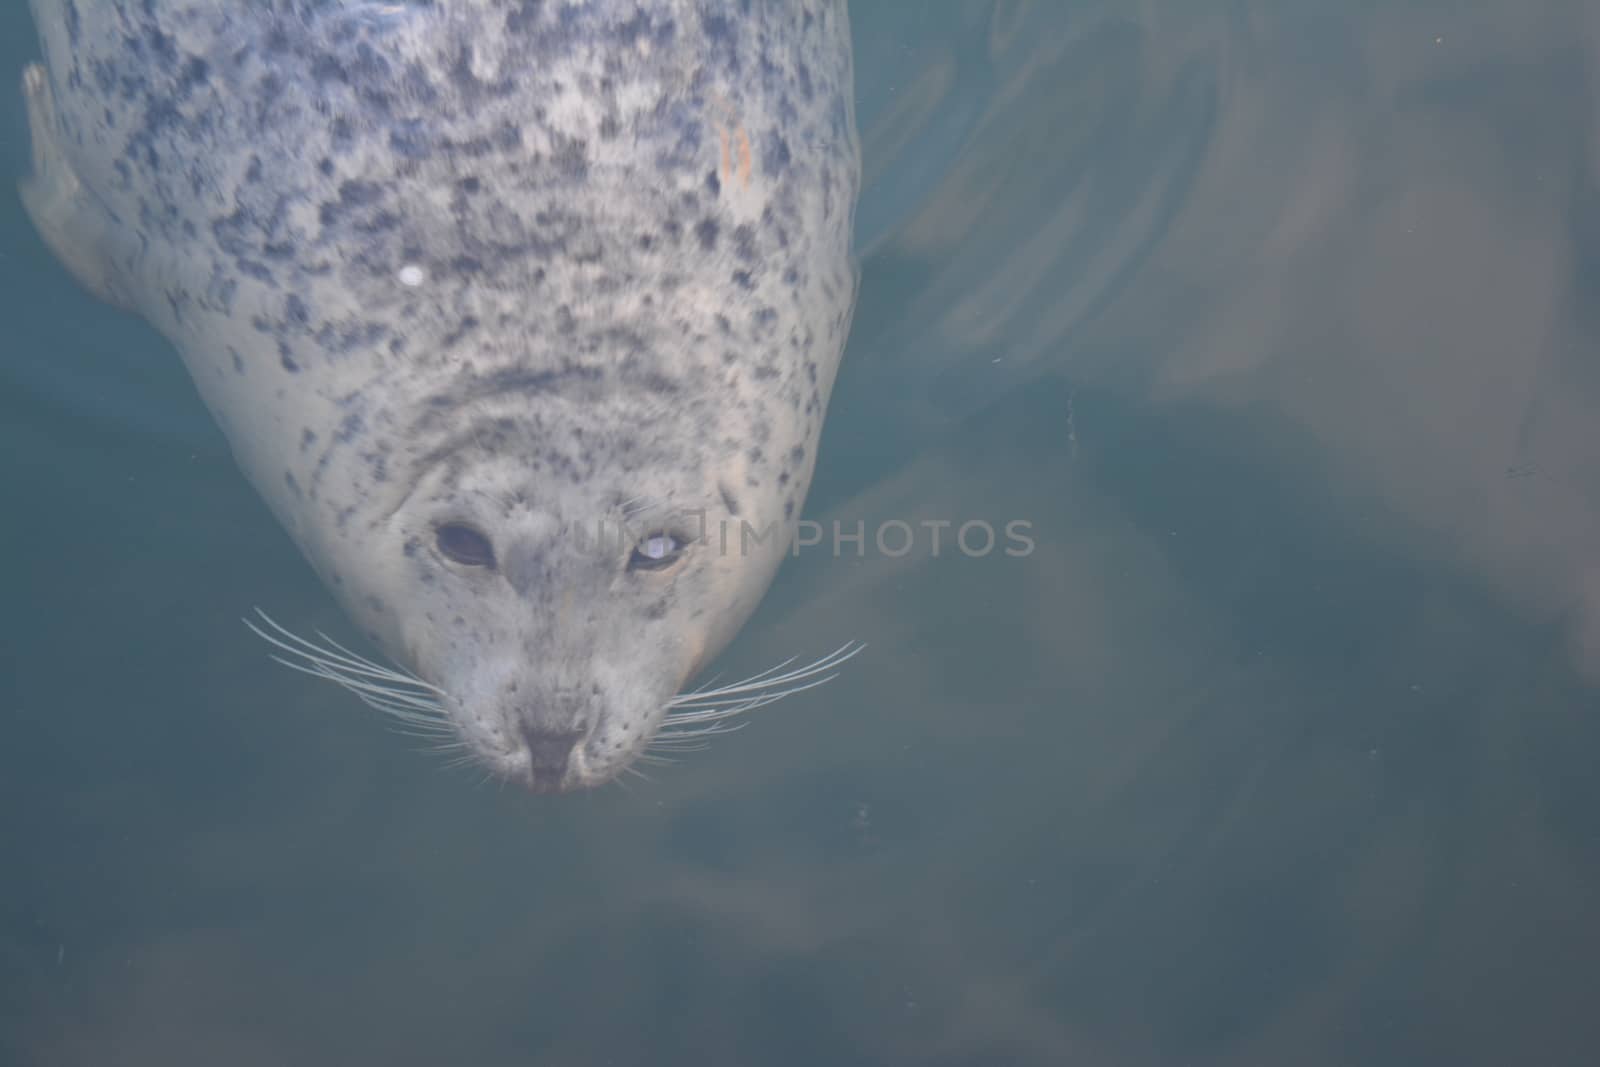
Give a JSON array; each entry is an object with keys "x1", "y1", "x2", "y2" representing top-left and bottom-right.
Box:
[{"x1": 22, "y1": 0, "x2": 859, "y2": 792}]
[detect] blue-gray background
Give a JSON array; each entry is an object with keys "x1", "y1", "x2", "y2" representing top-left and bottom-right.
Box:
[{"x1": 5, "y1": 2, "x2": 1600, "y2": 1064}]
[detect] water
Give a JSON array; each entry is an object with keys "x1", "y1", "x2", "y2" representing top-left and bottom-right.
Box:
[{"x1": 5, "y1": 2, "x2": 1600, "y2": 1064}]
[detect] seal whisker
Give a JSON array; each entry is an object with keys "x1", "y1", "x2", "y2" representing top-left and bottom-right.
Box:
[
  {"x1": 299, "y1": 622, "x2": 448, "y2": 694},
  {"x1": 665, "y1": 690, "x2": 786, "y2": 713},
  {"x1": 244, "y1": 610, "x2": 456, "y2": 735},
  {"x1": 662, "y1": 643, "x2": 857, "y2": 710},
  {"x1": 411, "y1": 745, "x2": 474, "y2": 763},
  {"x1": 668, "y1": 642, "x2": 865, "y2": 706},
  {"x1": 313, "y1": 683, "x2": 451, "y2": 731},
  {"x1": 649, "y1": 735, "x2": 731, "y2": 749},
  {"x1": 310, "y1": 635, "x2": 446, "y2": 694},
  {"x1": 372, "y1": 711, "x2": 454, "y2": 732},
  {"x1": 284, "y1": 662, "x2": 442, "y2": 708},
  {"x1": 650, "y1": 643, "x2": 863, "y2": 760},
  {"x1": 655, "y1": 715, "x2": 752, "y2": 734},
  {"x1": 413, "y1": 733, "x2": 470, "y2": 749},
  {"x1": 345, "y1": 691, "x2": 451, "y2": 720},
  {"x1": 311, "y1": 677, "x2": 445, "y2": 717},
  {"x1": 363, "y1": 707, "x2": 456, "y2": 732},
  {"x1": 351, "y1": 707, "x2": 453, "y2": 733},
  {"x1": 397, "y1": 735, "x2": 465, "y2": 750},
  {"x1": 244, "y1": 613, "x2": 391, "y2": 680},
  {"x1": 660, "y1": 704, "x2": 774, "y2": 727},
  {"x1": 320, "y1": 685, "x2": 449, "y2": 726},
  {"x1": 266, "y1": 654, "x2": 448, "y2": 720},
  {"x1": 665, "y1": 675, "x2": 840, "y2": 723},
  {"x1": 673, "y1": 657, "x2": 799, "y2": 699},
  {"x1": 440, "y1": 748, "x2": 510, "y2": 780},
  {"x1": 243, "y1": 611, "x2": 433, "y2": 693},
  {"x1": 657, "y1": 721, "x2": 741, "y2": 742},
  {"x1": 651, "y1": 722, "x2": 749, "y2": 743},
  {"x1": 246, "y1": 610, "x2": 445, "y2": 696},
  {"x1": 397, "y1": 732, "x2": 466, "y2": 748},
  {"x1": 665, "y1": 643, "x2": 857, "y2": 700}
]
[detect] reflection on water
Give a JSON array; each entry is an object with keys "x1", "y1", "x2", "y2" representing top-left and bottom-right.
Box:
[{"x1": 5, "y1": 2, "x2": 1600, "y2": 1065}]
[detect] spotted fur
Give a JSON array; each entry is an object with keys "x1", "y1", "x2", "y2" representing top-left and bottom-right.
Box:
[{"x1": 21, "y1": 0, "x2": 860, "y2": 791}]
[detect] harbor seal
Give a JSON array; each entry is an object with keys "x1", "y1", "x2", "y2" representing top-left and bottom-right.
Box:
[{"x1": 20, "y1": 0, "x2": 862, "y2": 793}]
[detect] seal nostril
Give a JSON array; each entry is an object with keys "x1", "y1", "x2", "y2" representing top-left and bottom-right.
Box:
[{"x1": 519, "y1": 725, "x2": 584, "y2": 774}]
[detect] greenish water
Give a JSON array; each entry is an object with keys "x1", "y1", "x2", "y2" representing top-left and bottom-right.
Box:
[{"x1": 5, "y1": 3, "x2": 1600, "y2": 1065}]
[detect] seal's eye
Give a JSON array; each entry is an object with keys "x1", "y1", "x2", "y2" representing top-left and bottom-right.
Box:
[
  {"x1": 628, "y1": 531, "x2": 687, "y2": 572},
  {"x1": 435, "y1": 522, "x2": 496, "y2": 568}
]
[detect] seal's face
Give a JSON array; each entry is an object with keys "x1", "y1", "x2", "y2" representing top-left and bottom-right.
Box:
[
  {"x1": 22, "y1": 0, "x2": 860, "y2": 792},
  {"x1": 359, "y1": 449, "x2": 788, "y2": 793}
]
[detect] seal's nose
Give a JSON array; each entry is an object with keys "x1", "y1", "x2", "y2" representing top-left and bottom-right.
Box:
[{"x1": 519, "y1": 724, "x2": 584, "y2": 780}]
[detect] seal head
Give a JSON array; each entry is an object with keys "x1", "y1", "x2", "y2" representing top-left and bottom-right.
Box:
[{"x1": 21, "y1": 0, "x2": 861, "y2": 791}]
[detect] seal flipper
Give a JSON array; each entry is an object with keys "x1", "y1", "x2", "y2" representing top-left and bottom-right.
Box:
[{"x1": 19, "y1": 62, "x2": 139, "y2": 313}]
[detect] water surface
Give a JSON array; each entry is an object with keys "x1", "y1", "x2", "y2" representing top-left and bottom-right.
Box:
[{"x1": 4, "y1": 3, "x2": 1599, "y2": 1064}]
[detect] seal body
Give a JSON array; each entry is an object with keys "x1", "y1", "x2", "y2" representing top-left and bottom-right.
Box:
[{"x1": 21, "y1": 0, "x2": 860, "y2": 791}]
